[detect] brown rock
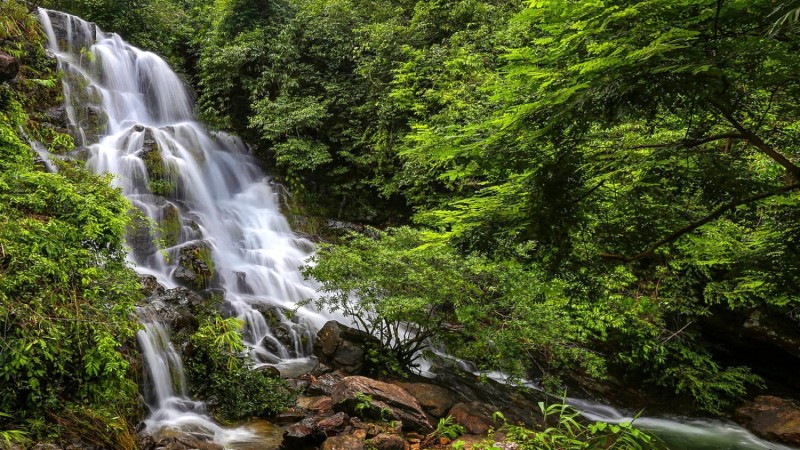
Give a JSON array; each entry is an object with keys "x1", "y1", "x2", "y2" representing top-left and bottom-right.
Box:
[
  {"x1": 0, "y1": 50, "x2": 19, "y2": 83},
  {"x1": 321, "y1": 435, "x2": 366, "y2": 450},
  {"x1": 298, "y1": 395, "x2": 334, "y2": 412},
  {"x1": 317, "y1": 412, "x2": 350, "y2": 434},
  {"x1": 369, "y1": 433, "x2": 408, "y2": 450},
  {"x1": 736, "y1": 395, "x2": 800, "y2": 446},
  {"x1": 308, "y1": 371, "x2": 345, "y2": 396},
  {"x1": 394, "y1": 382, "x2": 458, "y2": 417},
  {"x1": 313, "y1": 321, "x2": 380, "y2": 374},
  {"x1": 282, "y1": 417, "x2": 327, "y2": 448},
  {"x1": 332, "y1": 376, "x2": 433, "y2": 432},
  {"x1": 448, "y1": 402, "x2": 497, "y2": 435}
]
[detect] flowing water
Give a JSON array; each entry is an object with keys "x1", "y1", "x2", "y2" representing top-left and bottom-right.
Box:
[
  {"x1": 37, "y1": 9, "x2": 796, "y2": 450},
  {"x1": 38, "y1": 9, "x2": 329, "y2": 444}
]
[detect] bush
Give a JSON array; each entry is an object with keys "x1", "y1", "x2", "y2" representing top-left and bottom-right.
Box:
[{"x1": 184, "y1": 316, "x2": 296, "y2": 421}]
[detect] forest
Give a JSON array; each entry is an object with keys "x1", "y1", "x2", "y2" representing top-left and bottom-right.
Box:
[{"x1": 2, "y1": 0, "x2": 800, "y2": 448}]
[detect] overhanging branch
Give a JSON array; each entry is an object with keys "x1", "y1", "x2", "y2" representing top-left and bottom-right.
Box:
[{"x1": 599, "y1": 183, "x2": 800, "y2": 263}]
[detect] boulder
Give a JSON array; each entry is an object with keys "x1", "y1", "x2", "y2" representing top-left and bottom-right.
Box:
[
  {"x1": 369, "y1": 433, "x2": 408, "y2": 450},
  {"x1": 173, "y1": 241, "x2": 218, "y2": 289},
  {"x1": 139, "y1": 434, "x2": 223, "y2": 450},
  {"x1": 735, "y1": 395, "x2": 800, "y2": 446},
  {"x1": 138, "y1": 286, "x2": 204, "y2": 333},
  {"x1": 393, "y1": 382, "x2": 458, "y2": 417},
  {"x1": 313, "y1": 321, "x2": 380, "y2": 374},
  {"x1": 332, "y1": 376, "x2": 433, "y2": 432},
  {"x1": 317, "y1": 412, "x2": 350, "y2": 434},
  {"x1": 448, "y1": 402, "x2": 497, "y2": 435},
  {"x1": 140, "y1": 274, "x2": 167, "y2": 297},
  {"x1": 321, "y1": 435, "x2": 365, "y2": 450},
  {"x1": 282, "y1": 417, "x2": 327, "y2": 448},
  {"x1": 0, "y1": 50, "x2": 19, "y2": 83},
  {"x1": 308, "y1": 371, "x2": 345, "y2": 396}
]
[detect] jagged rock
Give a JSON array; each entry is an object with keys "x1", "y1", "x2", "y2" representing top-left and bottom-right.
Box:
[
  {"x1": 308, "y1": 371, "x2": 345, "y2": 396},
  {"x1": 735, "y1": 396, "x2": 800, "y2": 446},
  {"x1": 140, "y1": 274, "x2": 167, "y2": 297},
  {"x1": 369, "y1": 433, "x2": 408, "y2": 450},
  {"x1": 321, "y1": 435, "x2": 365, "y2": 450},
  {"x1": 332, "y1": 376, "x2": 433, "y2": 432},
  {"x1": 0, "y1": 50, "x2": 19, "y2": 83},
  {"x1": 173, "y1": 242, "x2": 217, "y2": 289},
  {"x1": 139, "y1": 286, "x2": 204, "y2": 333},
  {"x1": 143, "y1": 435, "x2": 223, "y2": 450},
  {"x1": 313, "y1": 321, "x2": 380, "y2": 374},
  {"x1": 297, "y1": 395, "x2": 334, "y2": 413},
  {"x1": 317, "y1": 412, "x2": 350, "y2": 434},
  {"x1": 393, "y1": 382, "x2": 458, "y2": 418},
  {"x1": 281, "y1": 417, "x2": 327, "y2": 448},
  {"x1": 31, "y1": 444, "x2": 62, "y2": 450},
  {"x1": 448, "y1": 402, "x2": 497, "y2": 435}
]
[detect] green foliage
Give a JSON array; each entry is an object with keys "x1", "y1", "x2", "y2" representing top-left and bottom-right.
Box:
[
  {"x1": 481, "y1": 405, "x2": 666, "y2": 450},
  {"x1": 0, "y1": 0, "x2": 142, "y2": 440},
  {"x1": 184, "y1": 316, "x2": 297, "y2": 420},
  {"x1": 422, "y1": 415, "x2": 465, "y2": 447},
  {"x1": 305, "y1": 227, "x2": 602, "y2": 380}
]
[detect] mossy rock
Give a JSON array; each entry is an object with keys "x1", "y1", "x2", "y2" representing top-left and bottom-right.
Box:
[{"x1": 174, "y1": 241, "x2": 217, "y2": 289}]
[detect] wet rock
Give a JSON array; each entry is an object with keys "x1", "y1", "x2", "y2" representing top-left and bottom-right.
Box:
[
  {"x1": 369, "y1": 433, "x2": 408, "y2": 450},
  {"x1": 332, "y1": 376, "x2": 433, "y2": 432},
  {"x1": 735, "y1": 395, "x2": 800, "y2": 446},
  {"x1": 297, "y1": 395, "x2": 334, "y2": 413},
  {"x1": 448, "y1": 402, "x2": 497, "y2": 435},
  {"x1": 0, "y1": 50, "x2": 19, "y2": 83},
  {"x1": 308, "y1": 371, "x2": 344, "y2": 396},
  {"x1": 317, "y1": 412, "x2": 350, "y2": 434},
  {"x1": 313, "y1": 321, "x2": 380, "y2": 374},
  {"x1": 140, "y1": 274, "x2": 167, "y2": 297},
  {"x1": 321, "y1": 435, "x2": 365, "y2": 450},
  {"x1": 173, "y1": 242, "x2": 218, "y2": 289},
  {"x1": 234, "y1": 271, "x2": 253, "y2": 295},
  {"x1": 46, "y1": 105, "x2": 68, "y2": 129},
  {"x1": 282, "y1": 417, "x2": 327, "y2": 448},
  {"x1": 31, "y1": 444, "x2": 62, "y2": 450},
  {"x1": 257, "y1": 365, "x2": 281, "y2": 377},
  {"x1": 139, "y1": 286, "x2": 204, "y2": 333},
  {"x1": 393, "y1": 382, "x2": 458, "y2": 418}
]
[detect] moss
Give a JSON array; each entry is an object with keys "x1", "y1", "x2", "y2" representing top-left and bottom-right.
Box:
[{"x1": 158, "y1": 203, "x2": 182, "y2": 248}]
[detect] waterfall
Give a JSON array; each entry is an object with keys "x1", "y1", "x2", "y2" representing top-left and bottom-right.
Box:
[
  {"x1": 37, "y1": 8, "x2": 329, "y2": 442},
  {"x1": 36, "y1": 9, "x2": 798, "y2": 450}
]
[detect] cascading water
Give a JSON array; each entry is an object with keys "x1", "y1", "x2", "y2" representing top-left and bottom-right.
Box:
[
  {"x1": 36, "y1": 8, "x2": 798, "y2": 450},
  {"x1": 37, "y1": 8, "x2": 331, "y2": 443}
]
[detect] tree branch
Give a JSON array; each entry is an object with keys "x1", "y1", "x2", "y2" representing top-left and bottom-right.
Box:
[
  {"x1": 623, "y1": 133, "x2": 745, "y2": 150},
  {"x1": 599, "y1": 183, "x2": 800, "y2": 263},
  {"x1": 713, "y1": 101, "x2": 800, "y2": 179}
]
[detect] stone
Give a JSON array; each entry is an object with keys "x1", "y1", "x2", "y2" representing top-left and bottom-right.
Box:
[
  {"x1": 282, "y1": 417, "x2": 327, "y2": 448},
  {"x1": 393, "y1": 382, "x2": 458, "y2": 417},
  {"x1": 140, "y1": 435, "x2": 223, "y2": 450},
  {"x1": 140, "y1": 274, "x2": 167, "y2": 297},
  {"x1": 173, "y1": 241, "x2": 218, "y2": 289},
  {"x1": 321, "y1": 435, "x2": 365, "y2": 450},
  {"x1": 297, "y1": 395, "x2": 334, "y2": 413},
  {"x1": 448, "y1": 402, "x2": 497, "y2": 435},
  {"x1": 317, "y1": 412, "x2": 350, "y2": 434},
  {"x1": 308, "y1": 371, "x2": 344, "y2": 396},
  {"x1": 313, "y1": 321, "x2": 380, "y2": 374},
  {"x1": 138, "y1": 286, "x2": 204, "y2": 333},
  {"x1": 332, "y1": 376, "x2": 433, "y2": 432},
  {"x1": 735, "y1": 395, "x2": 800, "y2": 446},
  {"x1": 369, "y1": 433, "x2": 408, "y2": 450},
  {"x1": 31, "y1": 444, "x2": 62, "y2": 450},
  {"x1": 0, "y1": 50, "x2": 19, "y2": 83}
]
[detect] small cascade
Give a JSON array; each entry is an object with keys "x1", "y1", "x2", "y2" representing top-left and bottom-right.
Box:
[{"x1": 38, "y1": 8, "x2": 332, "y2": 441}]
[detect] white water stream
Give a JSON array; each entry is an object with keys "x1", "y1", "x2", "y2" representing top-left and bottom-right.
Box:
[
  {"x1": 38, "y1": 9, "x2": 328, "y2": 445},
  {"x1": 37, "y1": 9, "x2": 796, "y2": 450}
]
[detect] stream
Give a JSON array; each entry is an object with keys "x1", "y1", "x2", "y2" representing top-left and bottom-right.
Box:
[{"x1": 37, "y1": 9, "x2": 796, "y2": 450}]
